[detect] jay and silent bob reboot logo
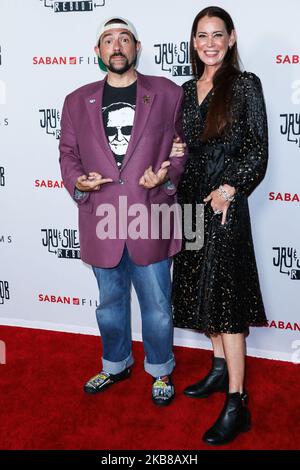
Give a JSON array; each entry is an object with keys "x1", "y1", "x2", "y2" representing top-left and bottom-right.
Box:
[
  {"x1": 272, "y1": 246, "x2": 300, "y2": 280},
  {"x1": 41, "y1": 229, "x2": 80, "y2": 259},
  {"x1": 39, "y1": 108, "x2": 61, "y2": 139},
  {"x1": 154, "y1": 42, "x2": 192, "y2": 77},
  {"x1": 39, "y1": 0, "x2": 106, "y2": 13}
]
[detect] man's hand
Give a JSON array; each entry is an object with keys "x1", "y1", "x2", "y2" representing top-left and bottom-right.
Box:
[
  {"x1": 75, "y1": 172, "x2": 113, "y2": 192},
  {"x1": 139, "y1": 161, "x2": 171, "y2": 189}
]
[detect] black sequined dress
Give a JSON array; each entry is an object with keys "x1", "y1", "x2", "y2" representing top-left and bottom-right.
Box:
[{"x1": 172, "y1": 72, "x2": 268, "y2": 335}]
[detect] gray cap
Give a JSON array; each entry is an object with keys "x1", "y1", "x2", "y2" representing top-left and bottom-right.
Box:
[{"x1": 96, "y1": 17, "x2": 138, "y2": 44}]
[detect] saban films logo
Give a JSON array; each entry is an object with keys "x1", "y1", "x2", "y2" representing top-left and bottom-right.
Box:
[
  {"x1": 39, "y1": 108, "x2": 60, "y2": 139},
  {"x1": 154, "y1": 42, "x2": 192, "y2": 77},
  {"x1": 38, "y1": 293, "x2": 98, "y2": 307},
  {"x1": 0, "y1": 235, "x2": 12, "y2": 244},
  {"x1": 269, "y1": 191, "x2": 300, "y2": 203},
  {"x1": 0, "y1": 116, "x2": 8, "y2": 127},
  {"x1": 0, "y1": 281, "x2": 10, "y2": 305},
  {"x1": 40, "y1": 0, "x2": 106, "y2": 13},
  {"x1": 33, "y1": 56, "x2": 98, "y2": 65},
  {"x1": 276, "y1": 55, "x2": 300, "y2": 64},
  {"x1": 273, "y1": 247, "x2": 300, "y2": 279},
  {"x1": 35, "y1": 178, "x2": 64, "y2": 188},
  {"x1": 41, "y1": 229, "x2": 80, "y2": 259}
]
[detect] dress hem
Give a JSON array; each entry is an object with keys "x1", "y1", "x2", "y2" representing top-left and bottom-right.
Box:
[{"x1": 173, "y1": 320, "x2": 269, "y2": 337}]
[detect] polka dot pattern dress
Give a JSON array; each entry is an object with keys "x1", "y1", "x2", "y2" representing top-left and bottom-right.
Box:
[{"x1": 172, "y1": 72, "x2": 268, "y2": 335}]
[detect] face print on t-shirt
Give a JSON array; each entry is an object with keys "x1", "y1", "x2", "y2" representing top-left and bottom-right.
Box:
[{"x1": 102, "y1": 102, "x2": 135, "y2": 162}]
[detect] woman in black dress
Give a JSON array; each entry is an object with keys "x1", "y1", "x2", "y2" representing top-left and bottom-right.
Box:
[{"x1": 172, "y1": 6, "x2": 268, "y2": 445}]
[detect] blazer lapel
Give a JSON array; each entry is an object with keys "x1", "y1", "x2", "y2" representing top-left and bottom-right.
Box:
[
  {"x1": 85, "y1": 78, "x2": 117, "y2": 170},
  {"x1": 121, "y1": 72, "x2": 156, "y2": 171}
]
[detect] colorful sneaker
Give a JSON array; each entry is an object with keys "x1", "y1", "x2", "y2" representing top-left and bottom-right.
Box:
[
  {"x1": 152, "y1": 375, "x2": 175, "y2": 406},
  {"x1": 83, "y1": 367, "x2": 131, "y2": 394}
]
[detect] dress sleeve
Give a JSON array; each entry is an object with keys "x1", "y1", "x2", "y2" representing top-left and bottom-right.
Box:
[{"x1": 221, "y1": 72, "x2": 268, "y2": 195}]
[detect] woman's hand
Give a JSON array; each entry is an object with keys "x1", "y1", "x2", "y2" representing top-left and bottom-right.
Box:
[
  {"x1": 170, "y1": 137, "x2": 186, "y2": 157},
  {"x1": 204, "y1": 184, "x2": 236, "y2": 225}
]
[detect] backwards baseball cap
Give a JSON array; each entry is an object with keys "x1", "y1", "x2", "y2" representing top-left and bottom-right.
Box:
[{"x1": 96, "y1": 17, "x2": 139, "y2": 44}]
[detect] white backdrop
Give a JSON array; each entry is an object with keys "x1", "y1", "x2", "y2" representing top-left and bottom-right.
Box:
[{"x1": 1, "y1": 0, "x2": 300, "y2": 363}]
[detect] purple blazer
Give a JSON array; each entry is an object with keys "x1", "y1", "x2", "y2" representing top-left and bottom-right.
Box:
[{"x1": 59, "y1": 72, "x2": 187, "y2": 267}]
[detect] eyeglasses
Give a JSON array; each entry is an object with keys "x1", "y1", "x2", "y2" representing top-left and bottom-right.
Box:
[{"x1": 106, "y1": 125, "x2": 133, "y2": 136}]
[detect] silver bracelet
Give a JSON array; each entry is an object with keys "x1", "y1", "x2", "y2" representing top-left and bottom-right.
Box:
[{"x1": 217, "y1": 185, "x2": 235, "y2": 202}]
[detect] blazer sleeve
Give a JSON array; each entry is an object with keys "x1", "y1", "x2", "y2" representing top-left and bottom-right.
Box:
[
  {"x1": 59, "y1": 96, "x2": 90, "y2": 204},
  {"x1": 163, "y1": 86, "x2": 188, "y2": 195},
  {"x1": 221, "y1": 73, "x2": 268, "y2": 196}
]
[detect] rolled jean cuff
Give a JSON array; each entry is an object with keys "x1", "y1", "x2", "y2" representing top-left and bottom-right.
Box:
[
  {"x1": 144, "y1": 353, "x2": 175, "y2": 378},
  {"x1": 102, "y1": 352, "x2": 134, "y2": 375}
]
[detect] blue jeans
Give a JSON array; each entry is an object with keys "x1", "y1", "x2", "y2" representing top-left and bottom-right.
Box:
[{"x1": 92, "y1": 247, "x2": 175, "y2": 377}]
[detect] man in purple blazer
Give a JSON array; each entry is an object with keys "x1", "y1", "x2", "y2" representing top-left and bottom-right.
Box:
[{"x1": 59, "y1": 17, "x2": 186, "y2": 406}]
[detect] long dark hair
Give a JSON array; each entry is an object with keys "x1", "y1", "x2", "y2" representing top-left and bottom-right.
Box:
[{"x1": 190, "y1": 6, "x2": 241, "y2": 140}]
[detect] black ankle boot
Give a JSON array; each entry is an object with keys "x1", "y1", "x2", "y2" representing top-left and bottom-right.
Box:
[
  {"x1": 183, "y1": 357, "x2": 228, "y2": 398},
  {"x1": 202, "y1": 392, "x2": 251, "y2": 446}
]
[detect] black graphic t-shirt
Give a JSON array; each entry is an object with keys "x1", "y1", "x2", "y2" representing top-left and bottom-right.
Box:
[{"x1": 102, "y1": 81, "x2": 137, "y2": 169}]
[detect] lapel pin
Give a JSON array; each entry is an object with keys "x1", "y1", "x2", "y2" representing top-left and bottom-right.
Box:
[
  {"x1": 89, "y1": 99, "x2": 96, "y2": 104},
  {"x1": 143, "y1": 95, "x2": 150, "y2": 104}
]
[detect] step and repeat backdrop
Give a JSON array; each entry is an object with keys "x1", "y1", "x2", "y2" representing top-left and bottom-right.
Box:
[{"x1": 1, "y1": 0, "x2": 300, "y2": 363}]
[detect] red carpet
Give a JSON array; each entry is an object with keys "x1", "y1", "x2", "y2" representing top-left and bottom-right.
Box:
[{"x1": 0, "y1": 325, "x2": 299, "y2": 450}]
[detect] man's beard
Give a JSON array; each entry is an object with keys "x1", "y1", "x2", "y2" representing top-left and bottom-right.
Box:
[{"x1": 106, "y1": 53, "x2": 137, "y2": 75}]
